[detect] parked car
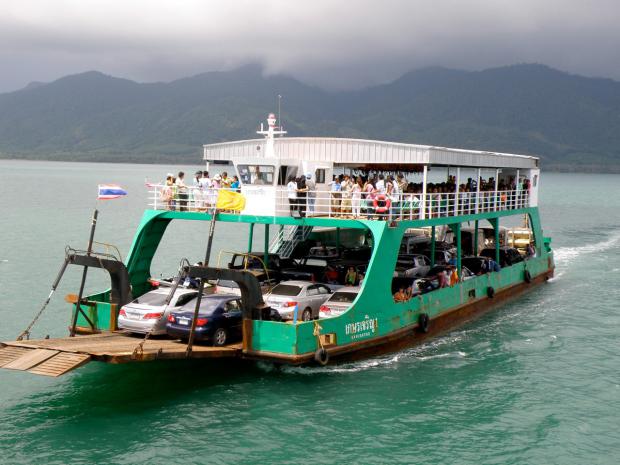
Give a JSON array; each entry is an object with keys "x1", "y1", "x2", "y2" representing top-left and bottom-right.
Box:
[
  {"x1": 319, "y1": 286, "x2": 360, "y2": 318},
  {"x1": 480, "y1": 247, "x2": 524, "y2": 267},
  {"x1": 307, "y1": 245, "x2": 340, "y2": 259},
  {"x1": 213, "y1": 278, "x2": 276, "y2": 296},
  {"x1": 166, "y1": 294, "x2": 244, "y2": 346},
  {"x1": 460, "y1": 256, "x2": 489, "y2": 275},
  {"x1": 393, "y1": 254, "x2": 431, "y2": 278},
  {"x1": 422, "y1": 248, "x2": 455, "y2": 265},
  {"x1": 118, "y1": 288, "x2": 202, "y2": 335},
  {"x1": 264, "y1": 281, "x2": 334, "y2": 321}
]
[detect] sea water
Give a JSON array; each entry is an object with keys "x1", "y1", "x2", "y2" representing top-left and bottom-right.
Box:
[{"x1": 0, "y1": 160, "x2": 619, "y2": 464}]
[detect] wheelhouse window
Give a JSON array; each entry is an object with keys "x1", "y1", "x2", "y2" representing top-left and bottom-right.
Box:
[
  {"x1": 238, "y1": 165, "x2": 275, "y2": 185},
  {"x1": 277, "y1": 165, "x2": 298, "y2": 186}
]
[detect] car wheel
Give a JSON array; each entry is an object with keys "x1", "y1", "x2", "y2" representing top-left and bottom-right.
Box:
[
  {"x1": 301, "y1": 308, "x2": 312, "y2": 322},
  {"x1": 213, "y1": 327, "x2": 228, "y2": 346}
]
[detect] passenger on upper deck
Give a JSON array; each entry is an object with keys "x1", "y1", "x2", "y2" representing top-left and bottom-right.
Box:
[{"x1": 287, "y1": 175, "x2": 298, "y2": 215}]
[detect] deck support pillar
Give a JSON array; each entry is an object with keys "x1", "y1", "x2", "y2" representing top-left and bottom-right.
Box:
[
  {"x1": 473, "y1": 220, "x2": 479, "y2": 255},
  {"x1": 455, "y1": 223, "x2": 462, "y2": 279},
  {"x1": 430, "y1": 225, "x2": 436, "y2": 267},
  {"x1": 247, "y1": 223, "x2": 254, "y2": 254},
  {"x1": 454, "y1": 167, "x2": 460, "y2": 216},
  {"x1": 264, "y1": 224, "x2": 270, "y2": 268},
  {"x1": 475, "y1": 168, "x2": 481, "y2": 214},
  {"x1": 489, "y1": 217, "x2": 500, "y2": 264},
  {"x1": 336, "y1": 227, "x2": 341, "y2": 252}
]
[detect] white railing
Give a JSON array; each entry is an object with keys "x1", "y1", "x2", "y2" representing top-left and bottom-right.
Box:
[
  {"x1": 275, "y1": 189, "x2": 530, "y2": 220},
  {"x1": 147, "y1": 184, "x2": 242, "y2": 212},
  {"x1": 146, "y1": 184, "x2": 529, "y2": 220}
]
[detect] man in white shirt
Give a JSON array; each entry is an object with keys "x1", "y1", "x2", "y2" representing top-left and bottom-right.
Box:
[{"x1": 175, "y1": 171, "x2": 188, "y2": 211}]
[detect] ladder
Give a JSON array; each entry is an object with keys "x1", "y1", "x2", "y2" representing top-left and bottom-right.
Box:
[{"x1": 269, "y1": 225, "x2": 313, "y2": 258}]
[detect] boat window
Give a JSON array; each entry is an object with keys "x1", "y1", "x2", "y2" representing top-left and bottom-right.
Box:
[
  {"x1": 270, "y1": 284, "x2": 302, "y2": 296},
  {"x1": 237, "y1": 165, "x2": 275, "y2": 185},
  {"x1": 533, "y1": 175, "x2": 538, "y2": 187},
  {"x1": 277, "y1": 165, "x2": 298, "y2": 186},
  {"x1": 315, "y1": 169, "x2": 326, "y2": 183},
  {"x1": 327, "y1": 291, "x2": 358, "y2": 303},
  {"x1": 134, "y1": 292, "x2": 168, "y2": 306}
]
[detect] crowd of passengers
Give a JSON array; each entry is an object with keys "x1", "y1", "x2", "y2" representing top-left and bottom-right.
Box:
[
  {"x1": 288, "y1": 172, "x2": 532, "y2": 219},
  {"x1": 159, "y1": 170, "x2": 241, "y2": 211}
]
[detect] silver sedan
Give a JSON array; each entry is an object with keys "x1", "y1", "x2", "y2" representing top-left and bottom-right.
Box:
[
  {"x1": 118, "y1": 287, "x2": 202, "y2": 335},
  {"x1": 264, "y1": 280, "x2": 334, "y2": 321}
]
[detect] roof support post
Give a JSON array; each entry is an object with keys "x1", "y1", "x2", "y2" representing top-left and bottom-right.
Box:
[
  {"x1": 475, "y1": 168, "x2": 481, "y2": 214},
  {"x1": 494, "y1": 169, "x2": 499, "y2": 211},
  {"x1": 473, "y1": 220, "x2": 479, "y2": 255},
  {"x1": 421, "y1": 166, "x2": 428, "y2": 219},
  {"x1": 452, "y1": 222, "x2": 462, "y2": 279},
  {"x1": 454, "y1": 167, "x2": 460, "y2": 216},
  {"x1": 515, "y1": 169, "x2": 520, "y2": 209}
]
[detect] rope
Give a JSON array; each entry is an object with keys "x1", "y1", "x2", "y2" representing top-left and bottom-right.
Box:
[
  {"x1": 131, "y1": 258, "x2": 190, "y2": 360},
  {"x1": 16, "y1": 289, "x2": 54, "y2": 341},
  {"x1": 313, "y1": 320, "x2": 324, "y2": 349}
]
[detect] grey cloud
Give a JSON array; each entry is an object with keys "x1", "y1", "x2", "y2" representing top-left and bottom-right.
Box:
[{"x1": 0, "y1": 0, "x2": 619, "y2": 92}]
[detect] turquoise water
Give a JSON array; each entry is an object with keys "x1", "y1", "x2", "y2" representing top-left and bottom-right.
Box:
[{"x1": 1, "y1": 160, "x2": 619, "y2": 464}]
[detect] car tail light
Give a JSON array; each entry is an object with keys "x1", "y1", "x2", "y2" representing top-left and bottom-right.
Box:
[
  {"x1": 119, "y1": 309, "x2": 127, "y2": 317},
  {"x1": 319, "y1": 305, "x2": 330, "y2": 313},
  {"x1": 167, "y1": 314, "x2": 175, "y2": 323},
  {"x1": 283, "y1": 301, "x2": 298, "y2": 307},
  {"x1": 196, "y1": 318, "x2": 209, "y2": 326},
  {"x1": 143, "y1": 312, "x2": 163, "y2": 319},
  {"x1": 150, "y1": 280, "x2": 160, "y2": 288}
]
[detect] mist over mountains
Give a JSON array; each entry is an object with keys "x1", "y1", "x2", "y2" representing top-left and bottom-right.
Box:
[{"x1": 0, "y1": 63, "x2": 618, "y2": 171}]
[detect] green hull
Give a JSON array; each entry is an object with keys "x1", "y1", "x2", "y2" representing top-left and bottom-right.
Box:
[{"x1": 74, "y1": 207, "x2": 554, "y2": 363}]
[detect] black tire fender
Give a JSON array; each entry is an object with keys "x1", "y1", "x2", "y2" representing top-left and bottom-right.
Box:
[
  {"x1": 418, "y1": 313, "x2": 430, "y2": 333},
  {"x1": 314, "y1": 347, "x2": 329, "y2": 366},
  {"x1": 487, "y1": 286, "x2": 495, "y2": 298},
  {"x1": 524, "y1": 269, "x2": 532, "y2": 283}
]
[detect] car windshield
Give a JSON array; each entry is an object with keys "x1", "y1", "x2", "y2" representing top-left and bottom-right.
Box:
[
  {"x1": 133, "y1": 292, "x2": 168, "y2": 306},
  {"x1": 180, "y1": 298, "x2": 221, "y2": 312},
  {"x1": 271, "y1": 284, "x2": 302, "y2": 296},
  {"x1": 328, "y1": 291, "x2": 358, "y2": 303}
]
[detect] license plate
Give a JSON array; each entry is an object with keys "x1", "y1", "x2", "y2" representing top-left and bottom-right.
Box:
[
  {"x1": 178, "y1": 318, "x2": 189, "y2": 326},
  {"x1": 127, "y1": 313, "x2": 140, "y2": 320}
]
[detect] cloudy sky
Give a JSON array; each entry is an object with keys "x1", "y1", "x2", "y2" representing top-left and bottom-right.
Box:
[{"x1": 1, "y1": 0, "x2": 619, "y2": 93}]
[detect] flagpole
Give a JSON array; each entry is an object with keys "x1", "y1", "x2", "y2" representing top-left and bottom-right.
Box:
[{"x1": 69, "y1": 208, "x2": 98, "y2": 336}]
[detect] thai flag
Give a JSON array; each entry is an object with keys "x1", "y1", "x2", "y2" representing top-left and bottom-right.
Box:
[{"x1": 98, "y1": 184, "x2": 128, "y2": 200}]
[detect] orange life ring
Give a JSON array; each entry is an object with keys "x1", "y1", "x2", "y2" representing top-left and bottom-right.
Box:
[{"x1": 373, "y1": 194, "x2": 391, "y2": 213}]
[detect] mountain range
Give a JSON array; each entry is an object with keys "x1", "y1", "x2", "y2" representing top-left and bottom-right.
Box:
[{"x1": 0, "y1": 63, "x2": 619, "y2": 171}]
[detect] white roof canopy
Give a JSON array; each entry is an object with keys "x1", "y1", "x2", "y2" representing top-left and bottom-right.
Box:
[{"x1": 203, "y1": 137, "x2": 538, "y2": 170}]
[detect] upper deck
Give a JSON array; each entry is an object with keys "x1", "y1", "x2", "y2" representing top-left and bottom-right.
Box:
[{"x1": 151, "y1": 114, "x2": 541, "y2": 220}]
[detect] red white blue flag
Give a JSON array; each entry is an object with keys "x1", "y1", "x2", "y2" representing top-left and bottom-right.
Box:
[{"x1": 98, "y1": 184, "x2": 128, "y2": 200}]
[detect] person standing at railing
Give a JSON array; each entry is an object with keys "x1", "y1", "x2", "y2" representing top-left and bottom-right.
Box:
[
  {"x1": 231, "y1": 175, "x2": 240, "y2": 192},
  {"x1": 161, "y1": 175, "x2": 175, "y2": 211},
  {"x1": 287, "y1": 175, "x2": 298, "y2": 215},
  {"x1": 329, "y1": 175, "x2": 342, "y2": 217},
  {"x1": 296, "y1": 175, "x2": 308, "y2": 217},
  {"x1": 351, "y1": 176, "x2": 363, "y2": 218},
  {"x1": 175, "y1": 171, "x2": 189, "y2": 212},
  {"x1": 388, "y1": 175, "x2": 400, "y2": 220},
  {"x1": 305, "y1": 174, "x2": 316, "y2": 216},
  {"x1": 191, "y1": 171, "x2": 203, "y2": 211},
  {"x1": 340, "y1": 174, "x2": 353, "y2": 216}
]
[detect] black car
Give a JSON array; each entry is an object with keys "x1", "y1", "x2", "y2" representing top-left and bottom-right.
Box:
[
  {"x1": 461, "y1": 256, "x2": 489, "y2": 274},
  {"x1": 166, "y1": 294, "x2": 243, "y2": 346},
  {"x1": 480, "y1": 247, "x2": 524, "y2": 267}
]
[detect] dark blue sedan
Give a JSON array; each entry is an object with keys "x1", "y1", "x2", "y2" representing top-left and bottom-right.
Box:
[{"x1": 166, "y1": 295, "x2": 243, "y2": 346}]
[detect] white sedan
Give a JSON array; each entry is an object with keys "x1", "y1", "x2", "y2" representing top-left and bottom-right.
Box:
[
  {"x1": 118, "y1": 288, "x2": 202, "y2": 335},
  {"x1": 264, "y1": 281, "x2": 334, "y2": 321}
]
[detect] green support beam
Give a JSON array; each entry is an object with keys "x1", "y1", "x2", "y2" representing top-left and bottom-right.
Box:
[
  {"x1": 264, "y1": 224, "x2": 270, "y2": 268},
  {"x1": 430, "y1": 225, "x2": 436, "y2": 267},
  {"x1": 473, "y1": 220, "x2": 479, "y2": 255},
  {"x1": 247, "y1": 223, "x2": 254, "y2": 254}
]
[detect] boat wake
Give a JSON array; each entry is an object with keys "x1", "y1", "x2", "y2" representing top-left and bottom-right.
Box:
[
  {"x1": 265, "y1": 334, "x2": 469, "y2": 375},
  {"x1": 552, "y1": 230, "x2": 620, "y2": 278}
]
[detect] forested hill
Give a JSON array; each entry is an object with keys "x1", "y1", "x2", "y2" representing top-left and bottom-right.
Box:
[{"x1": 1, "y1": 63, "x2": 619, "y2": 171}]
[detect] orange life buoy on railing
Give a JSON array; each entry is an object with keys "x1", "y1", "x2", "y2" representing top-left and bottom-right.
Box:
[{"x1": 373, "y1": 194, "x2": 391, "y2": 214}]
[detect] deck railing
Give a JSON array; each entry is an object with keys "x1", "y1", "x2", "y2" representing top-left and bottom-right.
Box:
[{"x1": 147, "y1": 185, "x2": 529, "y2": 220}]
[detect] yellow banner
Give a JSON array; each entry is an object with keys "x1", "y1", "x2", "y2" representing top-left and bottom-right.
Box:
[{"x1": 216, "y1": 190, "x2": 246, "y2": 211}]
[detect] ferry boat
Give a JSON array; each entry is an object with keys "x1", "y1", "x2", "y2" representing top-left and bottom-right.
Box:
[{"x1": 0, "y1": 113, "x2": 554, "y2": 377}]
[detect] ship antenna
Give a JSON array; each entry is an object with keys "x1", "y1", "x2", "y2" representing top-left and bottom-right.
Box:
[{"x1": 277, "y1": 94, "x2": 282, "y2": 136}]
